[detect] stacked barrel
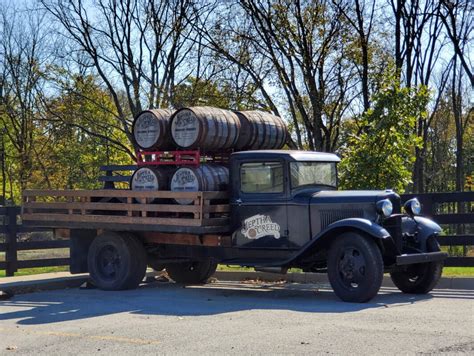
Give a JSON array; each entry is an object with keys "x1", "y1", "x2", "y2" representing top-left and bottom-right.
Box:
[{"x1": 131, "y1": 106, "x2": 288, "y2": 204}]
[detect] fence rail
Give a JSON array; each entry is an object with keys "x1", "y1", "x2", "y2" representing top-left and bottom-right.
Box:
[{"x1": 1, "y1": 191, "x2": 473, "y2": 276}]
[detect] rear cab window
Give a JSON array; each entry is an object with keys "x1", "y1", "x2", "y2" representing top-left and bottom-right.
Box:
[{"x1": 240, "y1": 162, "x2": 284, "y2": 194}]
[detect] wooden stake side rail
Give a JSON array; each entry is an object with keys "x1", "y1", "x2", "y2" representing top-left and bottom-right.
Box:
[{"x1": 22, "y1": 190, "x2": 230, "y2": 230}]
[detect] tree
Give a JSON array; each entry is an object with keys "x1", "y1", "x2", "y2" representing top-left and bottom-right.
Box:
[
  {"x1": 0, "y1": 4, "x2": 51, "y2": 202},
  {"x1": 35, "y1": 74, "x2": 131, "y2": 190},
  {"x1": 197, "y1": 0, "x2": 359, "y2": 151},
  {"x1": 339, "y1": 73, "x2": 429, "y2": 192},
  {"x1": 40, "y1": 0, "x2": 204, "y2": 154}
]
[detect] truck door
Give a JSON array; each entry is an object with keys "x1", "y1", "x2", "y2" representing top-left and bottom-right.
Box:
[{"x1": 231, "y1": 160, "x2": 290, "y2": 249}]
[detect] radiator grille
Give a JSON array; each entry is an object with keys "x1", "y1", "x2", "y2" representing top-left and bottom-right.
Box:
[{"x1": 320, "y1": 209, "x2": 365, "y2": 229}]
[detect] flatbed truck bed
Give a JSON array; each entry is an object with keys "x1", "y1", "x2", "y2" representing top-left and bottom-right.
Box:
[{"x1": 22, "y1": 189, "x2": 230, "y2": 235}]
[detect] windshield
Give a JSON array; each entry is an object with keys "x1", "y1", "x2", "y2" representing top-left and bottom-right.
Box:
[{"x1": 290, "y1": 162, "x2": 337, "y2": 189}]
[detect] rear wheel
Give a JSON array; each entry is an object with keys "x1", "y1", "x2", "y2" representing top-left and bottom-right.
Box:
[
  {"x1": 390, "y1": 237, "x2": 443, "y2": 294},
  {"x1": 327, "y1": 232, "x2": 383, "y2": 303},
  {"x1": 165, "y1": 259, "x2": 217, "y2": 284},
  {"x1": 88, "y1": 231, "x2": 147, "y2": 290}
]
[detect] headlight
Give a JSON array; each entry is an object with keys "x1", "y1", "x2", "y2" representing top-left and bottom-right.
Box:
[
  {"x1": 404, "y1": 198, "x2": 421, "y2": 216},
  {"x1": 376, "y1": 199, "x2": 393, "y2": 217}
]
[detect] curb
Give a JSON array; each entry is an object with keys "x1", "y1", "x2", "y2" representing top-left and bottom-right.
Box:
[
  {"x1": 1, "y1": 271, "x2": 473, "y2": 296},
  {"x1": 214, "y1": 271, "x2": 474, "y2": 290},
  {"x1": 0, "y1": 273, "x2": 89, "y2": 295}
]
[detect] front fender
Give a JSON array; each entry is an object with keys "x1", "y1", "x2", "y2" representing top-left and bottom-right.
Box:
[
  {"x1": 402, "y1": 215, "x2": 442, "y2": 252},
  {"x1": 285, "y1": 218, "x2": 391, "y2": 265}
]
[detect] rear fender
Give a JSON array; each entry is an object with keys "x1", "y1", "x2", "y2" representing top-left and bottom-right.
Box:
[{"x1": 286, "y1": 218, "x2": 392, "y2": 265}]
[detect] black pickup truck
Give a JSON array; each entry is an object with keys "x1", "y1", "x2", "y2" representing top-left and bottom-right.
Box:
[{"x1": 22, "y1": 150, "x2": 447, "y2": 302}]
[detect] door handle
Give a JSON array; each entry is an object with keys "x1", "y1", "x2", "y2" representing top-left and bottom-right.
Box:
[{"x1": 236, "y1": 198, "x2": 242, "y2": 206}]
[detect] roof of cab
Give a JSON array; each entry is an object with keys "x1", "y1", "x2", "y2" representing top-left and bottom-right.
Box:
[{"x1": 231, "y1": 150, "x2": 341, "y2": 162}]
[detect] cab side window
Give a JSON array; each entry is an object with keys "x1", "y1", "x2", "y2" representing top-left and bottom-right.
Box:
[{"x1": 240, "y1": 162, "x2": 284, "y2": 193}]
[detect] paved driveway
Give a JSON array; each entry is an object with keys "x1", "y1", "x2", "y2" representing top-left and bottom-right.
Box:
[{"x1": 0, "y1": 280, "x2": 473, "y2": 355}]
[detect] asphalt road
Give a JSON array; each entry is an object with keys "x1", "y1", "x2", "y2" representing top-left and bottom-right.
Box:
[{"x1": 0, "y1": 279, "x2": 473, "y2": 355}]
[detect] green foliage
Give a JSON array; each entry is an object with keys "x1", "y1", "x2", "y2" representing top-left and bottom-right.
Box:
[
  {"x1": 33, "y1": 74, "x2": 131, "y2": 190},
  {"x1": 338, "y1": 74, "x2": 429, "y2": 192}
]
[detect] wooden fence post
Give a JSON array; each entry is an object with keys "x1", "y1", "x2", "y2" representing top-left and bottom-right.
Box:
[{"x1": 5, "y1": 206, "x2": 19, "y2": 276}]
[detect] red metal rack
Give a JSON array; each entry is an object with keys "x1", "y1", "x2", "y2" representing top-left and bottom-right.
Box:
[
  {"x1": 136, "y1": 149, "x2": 234, "y2": 167},
  {"x1": 136, "y1": 150, "x2": 201, "y2": 167}
]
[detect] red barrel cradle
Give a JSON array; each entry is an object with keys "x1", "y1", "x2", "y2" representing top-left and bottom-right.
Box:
[{"x1": 170, "y1": 107, "x2": 241, "y2": 151}]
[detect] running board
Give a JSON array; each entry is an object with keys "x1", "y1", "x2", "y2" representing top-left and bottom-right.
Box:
[{"x1": 396, "y1": 251, "x2": 447, "y2": 266}]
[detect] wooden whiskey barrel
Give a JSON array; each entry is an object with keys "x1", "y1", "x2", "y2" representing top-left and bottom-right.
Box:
[
  {"x1": 133, "y1": 109, "x2": 174, "y2": 150},
  {"x1": 170, "y1": 107, "x2": 240, "y2": 150},
  {"x1": 170, "y1": 164, "x2": 229, "y2": 204},
  {"x1": 129, "y1": 167, "x2": 172, "y2": 191},
  {"x1": 235, "y1": 110, "x2": 288, "y2": 150}
]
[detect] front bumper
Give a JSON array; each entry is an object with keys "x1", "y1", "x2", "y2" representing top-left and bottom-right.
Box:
[{"x1": 396, "y1": 251, "x2": 447, "y2": 266}]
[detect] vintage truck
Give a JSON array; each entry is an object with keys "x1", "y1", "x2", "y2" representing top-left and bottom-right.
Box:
[{"x1": 21, "y1": 150, "x2": 447, "y2": 302}]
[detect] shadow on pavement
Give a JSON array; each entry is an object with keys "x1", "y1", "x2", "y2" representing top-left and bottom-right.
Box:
[{"x1": 2, "y1": 279, "x2": 468, "y2": 326}]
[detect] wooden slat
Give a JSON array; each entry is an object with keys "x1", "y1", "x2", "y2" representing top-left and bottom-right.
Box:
[
  {"x1": 23, "y1": 189, "x2": 205, "y2": 200},
  {"x1": 202, "y1": 217, "x2": 230, "y2": 226},
  {"x1": 0, "y1": 261, "x2": 6, "y2": 269},
  {"x1": 203, "y1": 204, "x2": 231, "y2": 213},
  {"x1": 17, "y1": 240, "x2": 70, "y2": 250},
  {"x1": 17, "y1": 226, "x2": 52, "y2": 233},
  {"x1": 22, "y1": 213, "x2": 203, "y2": 227},
  {"x1": 0, "y1": 225, "x2": 7, "y2": 233},
  {"x1": 402, "y1": 192, "x2": 474, "y2": 203},
  {"x1": 203, "y1": 191, "x2": 229, "y2": 199},
  {"x1": 142, "y1": 232, "x2": 232, "y2": 247},
  {"x1": 439, "y1": 235, "x2": 474, "y2": 246},
  {"x1": 98, "y1": 176, "x2": 131, "y2": 182},
  {"x1": 100, "y1": 165, "x2": 137, "y2": 171},
  {"x1": 445, "y1": 257, "x2": 474, "y2": 267},
  {"x1": 17, "y1": 258, "x2": 70, "y2": 269},
  {"x1": 432, "y1": 213, "x2": 474, "y2": 224},
  {"x1": 0, "y1": 242, "x2": 6, "y2": 252},
  {"x1": 24, "y1": 201, "x2": 200, "y2": 213}
]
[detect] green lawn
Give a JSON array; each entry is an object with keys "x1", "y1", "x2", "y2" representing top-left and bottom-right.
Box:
[
  {"x1": 0, "y1": 266, "x2": 68, "y2": 278},
  {"x1": 442, "y1": 267, "x2": 474, "y2": 277}
]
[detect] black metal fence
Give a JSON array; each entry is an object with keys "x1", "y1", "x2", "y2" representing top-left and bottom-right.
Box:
[
  {"x1": 0, "y1": 192, "x2": 473, "y2": 277},
  {"x1": 402, "y1": 192, "x2": 474, "y2": 267},
  {"x1": 0, "y1": 206, "x2": 69, "y2": 277}
]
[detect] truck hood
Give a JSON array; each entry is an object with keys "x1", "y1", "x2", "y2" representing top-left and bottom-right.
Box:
[{"x1": 310, "y1": 190, "x2": 400, "y2": 206}]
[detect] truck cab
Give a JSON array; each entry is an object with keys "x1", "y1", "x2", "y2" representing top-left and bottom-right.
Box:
[{"x1": 225, "y1": 150, "x2": 446, "y2": 301}]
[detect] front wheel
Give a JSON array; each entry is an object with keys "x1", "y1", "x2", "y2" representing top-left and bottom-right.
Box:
[
  {"x1": 390, "y1": 237, "x2": 443, "y2": 294},
  {"x1": 165, "y1": 259, "x2": 217, "y2": 284},
  {"x1": 327, "y1": 232, "x2": 384, "y2": 303}
]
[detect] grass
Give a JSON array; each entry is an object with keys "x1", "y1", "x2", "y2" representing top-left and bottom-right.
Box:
[
  {"x1": 442, "y1": 267, "x2": 474, "y2": 277},
  {"x1": 0, "y1": 266, "x2": 68, "y2": 278}
]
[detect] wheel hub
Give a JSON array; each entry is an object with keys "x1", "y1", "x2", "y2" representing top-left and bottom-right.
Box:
[{"x1": 338, "y1": 248, "x2": 366, "y2": 287}]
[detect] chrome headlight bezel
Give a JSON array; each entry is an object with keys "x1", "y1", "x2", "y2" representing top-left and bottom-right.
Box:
[
  {"x1": 376, "y1": 199, "x2": 393, "y2": 217},
  {"x1": 404, "y1": 198, "x2": 421, "y2": 216}
]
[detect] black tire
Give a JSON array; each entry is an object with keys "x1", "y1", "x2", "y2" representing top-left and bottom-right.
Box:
[
  {"x1": 88, "y1": 231, "x2": 147, "y2": 290},
  {"x1": 390, "y1": 237, "x2": 443, "y2": 294},
  {"x1": 165, "y1": 259, "x2": 217, "y2": 284},
  {"x1": 327, "y1": 232, "x2": 384, "y2": 303}
]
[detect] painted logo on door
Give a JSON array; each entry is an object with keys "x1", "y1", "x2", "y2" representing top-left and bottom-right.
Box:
[{"x1": 241, "y1": 214, "x2": 281, "y2": 240}]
